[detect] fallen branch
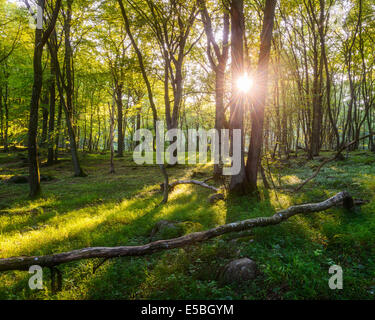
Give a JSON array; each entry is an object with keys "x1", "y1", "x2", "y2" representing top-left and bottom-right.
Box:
[
  {"x1": 161, "y1": 179, "x2": 219, "y2": 193},
  {"x1": 203, "y1": 176, "x2": 214, "y2": 183},
  {"x1": 353, "y1": 199, "x2": 370, "y2": 206},
  {"x1": 0, "y1": 191, "x2": 353, "y2": 272},
  {"x1": 295, "y1": 134, "x2": 375, "y2": 192}
]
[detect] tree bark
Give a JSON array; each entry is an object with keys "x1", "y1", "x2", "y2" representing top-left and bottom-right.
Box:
[
  {"x1": 26, "y1": 0, "x2": 61, "y2": 198},
  {"x1": 44, "y1": 2, "x2": 85, "y2": 177},
  {"x1": 54, "y1": 98, "x2": 62, "y2": 161},
  {"x1": 109, "y1": 96, "x2": 115, "y2": 174},
  {"x1": 199, "y1": 0, "x2": 229, "y2": 180},
  {"x1": 229, "y1": 0, "x2": 249, "y2": 195},
  {"x1": 40, "y1": 92, "x2": 49, "y2": 147},
  {"x1": 47, "y1": 50, "x2": 56, "y2": 165},
  {"x1": 245, "y1": 0, "x2": 277, "y2": 194},
  {"x1": 116, "y1": 83, "x2": 124, "y2": 157},
  {"x1": 28, "y1": 6, "x2": 44, "y2": 198}
]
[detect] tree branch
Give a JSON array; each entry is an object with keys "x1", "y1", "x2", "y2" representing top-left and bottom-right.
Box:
[{"x1": 168, "y1": 179, "x2": 219, "y2": 192}]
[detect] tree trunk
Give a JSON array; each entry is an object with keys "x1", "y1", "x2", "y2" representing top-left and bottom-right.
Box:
[
  {"x1": 54, "y1": 99, "x2": 62, "y2": 161},
  {"x1": 214, "y1": 66, "x2": 226, "y2": 180},
  {"x1": 245, "y1": 0, "x2": 277, "y2": 194},
  {"x1": 40, "y1": 92, "x2": 49, "y2": 147},
  {"x1": 118, "y1": 0, "x2": 158, "y2": 131},
  {"x1": 199, "y1": 1, "x2": 229, "y2": 180},
  {"x1": 229, "y1": 0, "x2": 249, "y2": 195},
  {"x1": 48, "y1": 41, "x2": 86, "y2": 176},
  {"x1": 47, "y1": 52, "x2": 56, "y2": 165},
  {"x1": 28, "y1": 24, "x2": 44, "y2": 198},
  {"x1": 0, "y1": 87, "x2": 3, "y2": 148},
  {"x1": 109, "y1": 97, "x2": 115, "y2": 174},
  {"x1": 57, "y1": 0, "x2": 86, "y2": 176},
  {"x1": 2, "y1": 80, "x2": 9, "y2": 152},
  {"x1": 88, "y1": 102, "x2": 93, "y2": 152},
  {"x1": 116, "y1": 83, "x2": 124, "y2": 157}
]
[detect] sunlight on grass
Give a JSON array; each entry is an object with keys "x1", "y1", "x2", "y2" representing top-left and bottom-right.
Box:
[
  {"x1": 0, "y1": 186, "x2": 159, "y2": 257},
  {"x1": 1, "y1": 151, "x2": 375, "y2": 299},
  {"x1": 281, "y1": 175, "x2": 302, "y2": 185}
]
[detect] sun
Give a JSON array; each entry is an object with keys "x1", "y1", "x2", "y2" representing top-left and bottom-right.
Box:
[{"x1": 237, "y1": 73, "x2": 253, "y2": 93}]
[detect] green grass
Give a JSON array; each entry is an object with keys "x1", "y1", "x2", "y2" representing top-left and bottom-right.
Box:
[{"x1": 0, "y1": 150, "x2": 374, "y2": 299}]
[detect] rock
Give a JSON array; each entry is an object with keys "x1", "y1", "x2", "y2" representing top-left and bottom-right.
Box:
[
  {"x1": 150, "y1": 220, "x2": 181, "y2": 241},
  {"x1": 220, "y1": 258, "x2": 257, "y2": 284},
  {"x1": 150, "y1": 220, "x2": 202, "y2": 241},
  {"x1": 208, "y1": 193, "x2": 225, "y2": 204}
]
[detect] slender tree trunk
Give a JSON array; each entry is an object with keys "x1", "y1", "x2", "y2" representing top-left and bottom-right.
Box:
[
  {"x1": 88, "y1": 101, "x2": 93, "y2": 152},
  {"x1": 82, "y1": 103, "x2": 87, "y2": 151},
  {"x1": 310, "y1": 41, "x2": 322, "y2": 158},
  {"x1": 64, "y1": 0, "x2": 74, "y2": 128},
  {"x1": 55, "y1": 99, "x2": 62, "y2": 161},
  {"x1": 118, "y1": 0, "x2": 158, "y2": 131},
  {"x1": 214, "y1": 66, "x2": 226, "y2": 179},
  {"x1": 319, "y1": 0, "x2": 340, "y2": 151},
  {"x1": 48, "y1": 41, "x2": 86, "y2": 176},
  {"x1": 116, "y1": 83, "x2": 124, "y2": 157},
  {"x1": 58, "y1": 0, "x2": 86, "y2": 176},
  {"x1": 28, "y1": 23, "x2": 44, "y2": 198},
  {"x1": 96, "y1": 108, "x2": 101, "y2": 151},
  {"x1": 109, "y1": 97, "x2": 115, "y2": 174},
  {"x1": 3, "y1": 80, "x2": 8, "y2": 152},
  {"x1": 40, "y1": 92, "x2": 49, "y2": 147},
  {"x1": 199, "y1": 1, "x2": 229, "y2": 179},
  {"x1": 0, "y1": 87, "x2": 3, "y2": 148},
  {"x1": 245, "y1": 0, "x2": 277, "y2": 194},
  {"x1": 228, "y1": 0, "x2": 249, "y2": 194},
  {"x1": 47, "y1": 53, "x2": 56, "y2": 165},
  {"x1": 281, "y1": 79, "x2": 288, "y2": 158},
  {"x1": 24, "y1": 0, "x2": 61, "y2": 189}
]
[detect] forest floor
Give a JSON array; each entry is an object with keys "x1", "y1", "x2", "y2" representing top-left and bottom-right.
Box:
[{"x1": 0, "y1": 149, "x2": 374, "y2": 299}]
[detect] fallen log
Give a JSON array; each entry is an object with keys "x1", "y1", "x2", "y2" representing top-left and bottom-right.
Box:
[{"x1": 0, "y1": 191, "x2": 354, "y2": 272}]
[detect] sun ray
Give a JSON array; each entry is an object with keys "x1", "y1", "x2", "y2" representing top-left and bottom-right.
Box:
[{"x1": 236, "y1": 73, "x2": 254, "y2": 93}]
